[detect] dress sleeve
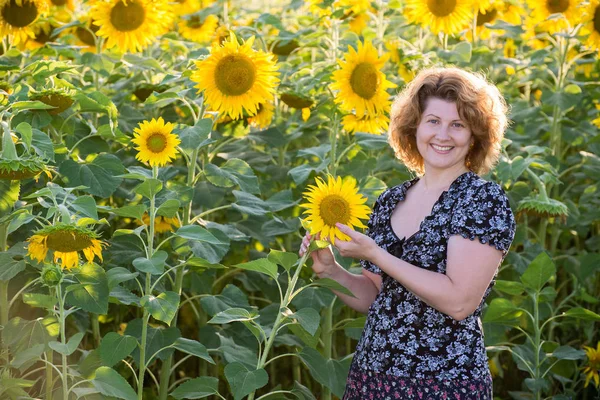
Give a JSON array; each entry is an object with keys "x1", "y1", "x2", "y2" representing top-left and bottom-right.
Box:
[
  {"x1": 449, "y1": 181, "x2": 516, "y2": 257},
  {"x1": 361, "y1": 190, "x2": 388, "y2": 275}
]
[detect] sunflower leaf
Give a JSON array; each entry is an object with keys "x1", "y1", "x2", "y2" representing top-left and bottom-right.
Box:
[
  {"x1": 132, "y1": 251, "x2": 168, "y2": 275},
  {"x1": 141, "y1": 291, "x2": 180, "y2": 326},
  {"x1": 234, "y1": 258, "x2": 278, "y2": 280},
  {"x1": 170, "y1": 377, "x2": 219, "y2": 399},
  {"x1": 134, "y1": 178, "x2": 163, "y2": 199},
  {"x1": 65, "y1": 263, "x2": 109, "y2": 314}
]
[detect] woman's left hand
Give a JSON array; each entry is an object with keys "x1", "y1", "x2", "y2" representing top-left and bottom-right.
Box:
[{"x1": 332, "y1": 223, "x2": 380, "y2": 262}]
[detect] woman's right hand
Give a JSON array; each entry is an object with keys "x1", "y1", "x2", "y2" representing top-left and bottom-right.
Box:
[{"x1": 299, "y1": 231, "x2": 337, "y2": 278}]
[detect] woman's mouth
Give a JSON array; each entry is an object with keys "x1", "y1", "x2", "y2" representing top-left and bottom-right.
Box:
[{"x1": 431, "y1": 144, "x2": 454, "y2": 154}]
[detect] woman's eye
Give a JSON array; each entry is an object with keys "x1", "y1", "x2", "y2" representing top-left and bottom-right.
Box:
[
  {"x1": 453, "y1": 123, "x2": 465, "y2": 128},
  {"x1": 428, "y1": 119, "x2": 438, "y2": 124}
]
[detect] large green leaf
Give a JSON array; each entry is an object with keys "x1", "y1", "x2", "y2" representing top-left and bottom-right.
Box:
[
  {"x1": 4, "y1": 316, "x2": 58, "y2": 355},
  {"x1": 208, "y1": 308, "x2": 258, "y2": 325},
  {"x1": 106, "y1": 267, "x2": 139, "y2": 290},
  {"x1": 172, "y1": 338, "x2": 214, "y2": 364},
  {"x1": 72, "y1": 196, "x2": 99, "y2": 220},
  {"x1": 134, "y1": 178, "x2": 163, "y2": 199},
  {"x1": 170, "y1": 377, "x2": 219, "y2": 399},
  {"x1": 141, "y1": 291, "x2": 180, "y2": 325},
  {"x1": 124, "y1": 318, "x2": 181, "y2": 365},
  {"x1": 157, "y1": 199, "x2": 180, "y2": 217},
  {"x1": 65, "y1": 263, "x2": 109, "y2": 314},
  {"x1": 92, "y1": 367, "x2": 137, "y2": 400},
  {"x1": 298, "y1": 347, "x2": 349, "y2": 398},
  {"x1": 175, "y1": 225, "x2": 223, "y2": 244},
  {"x1": 267, "y1": 250, "x2": 298, "y2": 272},
  {"x1": 204, "y1": 158, "x2": 260, "y2": 194},
  {"x1": 133, "y1": 250, "x2": 168, "y2": 275},
  {"x1": 178, "y1": 118, "x2": 214, "y2": 151},
  {"x1": 234, "y1": 258, "x2": 278, "y2": 280},
  {"x1": 482, "y1": 298, "x2": 524, "y2": 325},
  {"x1": 59, "y1": 154, "x2": 124, "y2": 198},
  {"x1": 563, "y1": 307, "x2": 600, "y2": 321},
  {"x1": 0, "y1": 250, "x2": 26, "y2": 281},
  {"x1": 550, "y1": 346, "x2": 586, "y2": 360},
  {"x1": 520, "y1": 252, "x2": 555, "y2": 292},
  {"x1": 307, "y1": 278, "x2": 355, "y2": 298},
  {"x1": 98, "y1": 332, "x2": 138, "y2": 367},
  {"x1": 48, "y1": 332, "x2": 84, "y2": 356},
  {"x1": 290, "y1": 308, "x2": 320, "y2": 336},
  {"x1": 224, "y1": 362, "x2": 268, "y2": 400},
  {"x1": 232, "y1": 191, "x2": 269, "y2": 216}
]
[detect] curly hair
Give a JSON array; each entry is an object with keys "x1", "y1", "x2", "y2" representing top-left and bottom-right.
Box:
[{"x1": 388, "y1": 67, "x2": 509, "y2": 176}]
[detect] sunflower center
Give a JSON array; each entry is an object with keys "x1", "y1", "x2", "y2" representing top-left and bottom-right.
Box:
[
  {"x1": 187, "y1": 16, "x2": 202, "y2": 29},
  {"x1": 547, "y1": 0, "x2": 569, "y2": 13},
  {"x1": 46, "y1": 230, "x2": 93, "y2": 252},
  {"x1": 350, "y1": 62, "x2": 379, "y2": 100},
  {"x1": 76, "y1": 27, "x2": 96, "y2": 46},
  {"x1": 476, "y1": 8, "x2": 498, "y2": 26},
  {"x1": 1, "y1": 0, "x2": 38, "y2": 28},
  {"x1": 319, "y1": 195, "x2": 351, "y2": 226},
  {"x1": 51, "y1": 0, "x2": 67, "y2": 6},
  {"x1": 215, "y1": 55, "x2": 257, "y2": 96},
  {"x1": 426, "y1": 0, "x2": 457, "y2": 17},
  {"x1": 110, "y1": 0, "x2": 146, "y2": 32},
  {"x1": 594, "y1": 6, "x2": 600, "y2": 33},
  {"x1": 146, "y1": 133, "x2": 167, "y2": 153}
]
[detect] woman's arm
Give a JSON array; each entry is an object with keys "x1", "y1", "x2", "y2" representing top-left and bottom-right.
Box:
[{"x1": 333, "y1": 223, "x2": 504, "y2": 320}]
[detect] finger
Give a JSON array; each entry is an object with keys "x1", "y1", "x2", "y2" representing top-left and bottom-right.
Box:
[{"x1": 335, "y1": 223, "x2": 354, "y2": 239}]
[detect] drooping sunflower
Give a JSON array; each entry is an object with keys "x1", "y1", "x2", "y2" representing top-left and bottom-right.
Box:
[
  {"x1": 404, "y1": 0, "x2": 474, "y2": 36},
  {"x1": 178, "y1": 13, "x2": 218, "y2": 43},
  {"x1": 0, "y1": 157, "x2": 51, "y2": 181},
  {"x1": 301, "y1": 175, "x2": 371, "y2": 244},
  {"x1": 342, "y1": 113, "x2": 389, "y2": 135},
  {"x1": 581, "y1": 342, "x2": 600, "y2": 388},
  {"x1": 89, "y1": 0, "x2": 172, "y2": 53},
  {"x1": 247, "y1": 102, "x2": 274, "y2": 129},
  {"x1": 526, "y1": 0, "x2": 581, "y2": 33},
  {"x1": 30, "y1": 88, "x2": 75, "y2": 115},
  {"x1": 0, "y1": 0, "x2": 49, "y2": 46},
  {"x1": 132, "y1": 117, "x2": 180, "y2": 167},
  {"x1": 191, "y1": 32, "x2": 280, "y2": 120},
  {"x1": 330, "y1": 41, "x2": 396, "y2": 118},
  {"x1": 27, "y1": 224, "x2": 106, "y2": 270},
  {"x1": 583, "y1": 0, "x2": 600, "y2": 51},
  {"x1": 141, "y1": 213, "x2": 180, "y2": 233}
]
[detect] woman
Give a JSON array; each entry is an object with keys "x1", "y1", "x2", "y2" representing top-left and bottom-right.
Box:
[{"x1": 299, "y1": 67, "x2": 516, "y2": 399}]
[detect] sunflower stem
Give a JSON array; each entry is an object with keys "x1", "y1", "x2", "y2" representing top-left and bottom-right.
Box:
[
  {"x1": 0, "y1": 222, "x2": 9, "y2": 363},
  {"x1": 471, "y1": 6, "x2": 478, "y2": 47},
  {"x1": 329, "y1": 113, "x2": 339, "y2": 177},
  {"x1": 320, "y1": 296, "x2": 335, "y2": 400},
  {"x1": 57, "y1": 284, "x2": 69, "y2": 400},
  {"x1": 137, "y1": 312, "x2": 150, "y2": 400}
]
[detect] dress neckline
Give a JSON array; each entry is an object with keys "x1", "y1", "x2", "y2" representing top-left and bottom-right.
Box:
[{"x1": 388, "y1": 171, "x2": 475, "y2": 244}]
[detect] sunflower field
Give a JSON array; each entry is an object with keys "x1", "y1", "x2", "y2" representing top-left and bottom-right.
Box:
[{"x1": 1, "y1": 0, "x2": 600, "y2": 399}]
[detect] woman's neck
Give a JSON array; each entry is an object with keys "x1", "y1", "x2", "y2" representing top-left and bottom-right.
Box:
[{"x1": 420, "y1": 166, "x2": 470, "y2": 192}]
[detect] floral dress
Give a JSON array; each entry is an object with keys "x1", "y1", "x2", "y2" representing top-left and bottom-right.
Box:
[{"x1": 343, "y1": 171, "x2": 516, "y2": 400}]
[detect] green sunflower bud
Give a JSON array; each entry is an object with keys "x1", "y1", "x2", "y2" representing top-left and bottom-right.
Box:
[{"x1": 41, "y1": 264, "x2": 62, "y2": 286}]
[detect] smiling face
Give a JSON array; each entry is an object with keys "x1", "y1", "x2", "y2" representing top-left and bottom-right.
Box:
[{"x1": 415, "y1": 97, "x2": 473, "y2": 174}]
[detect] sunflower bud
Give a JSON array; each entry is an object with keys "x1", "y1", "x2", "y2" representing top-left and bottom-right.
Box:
[{"x1": 41, "y1": 264, "x2": 62, "y2": 286}]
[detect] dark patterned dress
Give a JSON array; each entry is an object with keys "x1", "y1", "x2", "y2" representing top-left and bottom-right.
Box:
[{"x1": 343, "y1": 171, "x2": 516, "y2": 400}]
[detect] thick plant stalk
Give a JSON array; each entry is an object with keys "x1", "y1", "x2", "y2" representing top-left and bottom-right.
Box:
[
  {"x1": 57, "y1": 285, "x2": 69, "y2": 400},
  {"x1": 137, "y1": 312, "x2": 150, "y2": 400},
  {"x1": 320, "y1": 297, "x2": 335, "y2": 400},
  {"x1": 45, "y1": 349, "x2": 53, "y2": 400}
]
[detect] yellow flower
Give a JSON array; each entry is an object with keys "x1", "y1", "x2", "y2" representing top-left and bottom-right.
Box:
[
  {"x1": 27, "y1": 224, "x2": 106, "y2": 270},
  {"x1": 505, "y1": 65, "x2": 516, "y2": 75},
  {"x1": 172, "y1": 0, "x2": 197, "y2": 16},
  {"x1": 132, "y1": 117, "x2": 180, "y2": 167},
  {"x1": 178, "y1": 14, "x2": 219, "y2": 43},
  {"x1": 330, "y1": 41, "x2": 396, "y2": 118},
  {"x1": 0, "y1": 0, "x2": 49, "y2": 46},
  {"x1": 247, "y1": 102, "x2": 274, "y2": 129},
  {"x1": 404, "y1": 0, "x2": 474, "y2": 36},
  {"x1": 141, "y1": 213, "x2": 180, "y2": 233},
  {"x1": 471, "y1": 0, "x2": 524, "y2": 40},
  {"x1": 526, "y1": 0, "x2": 582, "y2": 34},
  {"x1": 582, "y1": 342, "x2": 600, "y2": 388},
  {"x1": 89, "y1": 0, "x2": 173, "y2": 53},
  {"x1": 582, "y1": 0, "x2": 600, "y2": 52},
  {"x1": 342, "y1": 113, "x2": 389, "y2": 135},
  {"x1": 300, "y1": 175, "x2": 371, "y2": 244},
  {"x1": 504, "y1": 38, "x2": 517, "y2": 58},
  {"x1": 301, "y1": 107, "x2": 311, "y2": 122},
  {"x1": 191, "y1": 32, "x2": 280, "y2": 120},
  {"x1": 349, "y1": 12, "x2": 369, "y2": 34}
]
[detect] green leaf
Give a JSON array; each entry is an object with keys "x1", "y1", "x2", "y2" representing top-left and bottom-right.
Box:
[
  {"x1": 290, "y1": 308, "x2": 320, "y2": 336},
  {"x1": 562, "y1": 307, "x2": 600, "y2": 321},
  {"x1": 178, "y1": 119, "x2": 214, "y2": 151},
  {"x1": 48, "y1": 332, "x2": 84, "y2": 356},
  {"x1": 170, "y1": 377, "x2": 219, "y2": 399},
  {"x1": 520, "y1": 252, "x2": 555, "y2": 292},
  {"x1": 72, "y1": 196, "x2": 99, "y2": 220},
  {"x1": 482, "y1": 298, "x2": 524, "y2": 325},
  {"x1": 550, "y1": 346, "x2": 586, "y2": 360},
  {"x1": 134, "y1": 178, "x2": 163, "y2": 199},
  {"x1": 298, "y1": 347, "x2": 349, "y2": 398},
  {"x1": 204, "y1": 158, "x2": 260, "y2": 194},
  {"x1": 133, "y1": 250, "x2": 168, "y2": 275},
  {"x1": 208, "y1": 308, "x2": 258, "y2": 324},
  {"x1": 494, "y1": 280, "x2": 525, "y2": 295},
  {"x1": 175, "y1": 225, "x2": 223, "y2": 244},
  {"x1": 124, "y1": 318, "x2": 180, "y2": 365},
  {"x1": 107, "y1": 267, "x2": 139, "y2": 290},
  {"x1": 157, "y1": 199, "x2": 180, "y2": 217},
  {"x1": 308, "y1": 278, "x2": 355, "y2": 298},
  {"x1": 65, "y1": 263, "x2": 109, "y2": 314},
  {"x1": 10, "y1": 343, "x2": 45, "y2": 369},
  {"x1": 0, "y1": 250, "x2": 26, "y2": 281},
  {"x1": 11, "y1": 100, "x2": 55, "y2": 111},
  {"x1": 234, "y1": 258, "x2": 278, "y2": 280},
  {"x1": 141, "y1": 291, "x2": 180, "y2": 325},
  {"x1": 268, "y1": 250, "x2": 298, "y2": 272},
  {"x1": 22, "y1": 293, "x2": 56, "y2": 310},
  {"x1": 172, "y1": 338, "x2": 214, "y2": 364},
  {"x1": 92, "y1": 366, "x2": 137, "y2": 400},
  {"x1": 232, "y1": 191, "x2": 269, "y2": 216},
  {"x1": 224, "y1": 362, "x2": 268, "y2": 400},
  {"x1": 4, "y1": 316, "x2": 58, "y2": 354},
  {"x1": 59, "y1": 154, "x2": 124, "y2": 198},
  {"x1": 108, "y1": 205, "x2": 148, "y2": 220},
  {"x1": 0, "y1": 180, "x2": 20, "y2": 216},
  {"x1": 31, "y1": 128, "x2": 54, "y2": 161},
  {"x1": 98, "y1": 332, "x2": 138, "y2": 367}
]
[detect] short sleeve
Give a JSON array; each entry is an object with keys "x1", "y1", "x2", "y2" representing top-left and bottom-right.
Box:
[
  {"x1": 449, "y1": 181, "x2": 516, "y2": 257},
  {"x1": 361, "y1": 190, "x2": 389, "y2": 275}
]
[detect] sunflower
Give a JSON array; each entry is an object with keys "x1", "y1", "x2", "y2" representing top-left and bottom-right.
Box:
[
  {"x1": 178, "y1": 13, "x2": 218, "y2": 43},
  {"x1": 27, "y1": 224, "x2": 105, "y2": 270},
  {"x1": 141, "y1": 213, "x2": 180, "y2": 233},
  {"x1": 581, "y1": 342, "x2": 600, "y2": 388},
  {"x1": 526, "y1": 0, "x2": 581, "y2": 33},
  {"x1": 404, "y1": 0, "x2": 474, "y2": 36},
  {"x1": 191, "y1": 32, "x2": 280, "y2": 120},
  {"x1": 582, "y1": 0, "x2": 600, "y2": 51},
  {"x1": 247, "y1": 102, "x2": 274, "y2": 129},
  {"x1": 0, "y1": 0, "x2": 49, "y2": 46},
  {"x1": 301, "y1": 107, "x2": 311, "y2": 121},
  {"x1": 22, "y1": 22, "x2": 56, "y2": 50},
  {"x1": 471, "y1": 0, "x2": 523, "y2": 40},
  {"x1": 342, "y1": 113, "x2": 389, "y2": 135},
  {"x1": 330, "y1": 41, "x2": 396, "y2": 118},
  {"x1": 30, "y1": 88, "x2": 75, "y2": 115},
  {"x1": 89, "y1": 0, "x2": 172, "y2": 53},
  {"x1": 132, "y1": 117, "x2": 180, "y2": 167},
  {"x1": 172, "y1": 0, "x2": 197, "y2": 16},
  {"x1": 49, "y1": 0, "x2": 77, "y2": 23},
  {"x1": 0, "y1": 157, "x2": 51, "y2": 181},
  {"x1": 301, "y1": 175, "x2": 371, "y2": 244}
]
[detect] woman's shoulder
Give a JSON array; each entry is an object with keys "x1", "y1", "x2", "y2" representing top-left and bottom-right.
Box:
[
  {"x1": 373, "y1": 176, "x2": 419, "y2": 208},
  {"x1": 456, "y1": 172, "x2": 508, "y2": 202}
]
